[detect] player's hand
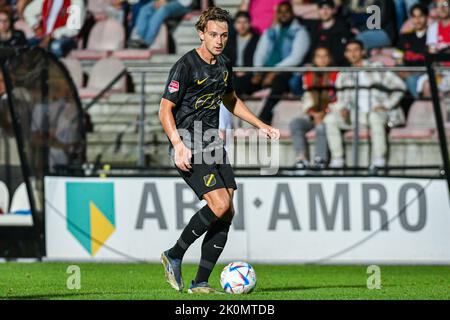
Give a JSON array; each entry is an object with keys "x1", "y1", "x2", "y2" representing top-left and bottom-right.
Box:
[
  {"x1": 174, "y1": 142, "x2": 192, "y2": 172},
  {"x1": 260, "y1": 124, "x2": 280, "y2": 140}
]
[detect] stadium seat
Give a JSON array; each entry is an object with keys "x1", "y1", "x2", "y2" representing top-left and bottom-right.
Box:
[
  {"x1": 272, "y1": 100, "x2": 303, "y2": 132},
  {"x1": 390, "y1": 101, "x2": 436, "y2": 139},
  {"x1": 251, "y1": 88, "x2": 271, "y2": 99},
  {"x1": 87, "y1": 0, "x2": 114, "y2": 20},
  {"x1": 9, "y1": 183, "x2": 30, "y2": 214},
  {"x1": 344, "y1": 128, "x2": 371, "y2": 140},
  {"x1": 70, "y1": 18, "x2": 125, "y2": 60},
  {"x1": 60, "y1": 58, "x2": 84, "y2": 89},
  {"x1": 0, "y1": 181, "x2": 9, "y2": 214},
  {"x1": 79, "y1": 57, "x2": 127, "y2": 99},
  {"x1": 112, "y1": 23, "x2": 169, "y2": 59}
]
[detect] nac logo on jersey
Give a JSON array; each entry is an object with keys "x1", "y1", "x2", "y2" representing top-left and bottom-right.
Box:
[{"x1": 203, "y1": 174, "x2": 217, "y2": 187}]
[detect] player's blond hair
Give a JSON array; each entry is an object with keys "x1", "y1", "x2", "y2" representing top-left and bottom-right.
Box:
[{"x1": 195, "y1": 6, "x2": 231, "y2": 32}]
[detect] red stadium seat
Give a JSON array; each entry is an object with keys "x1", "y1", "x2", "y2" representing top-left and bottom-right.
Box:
[
  {"x1": 272, "y1": 100, "x2": 303, "y2": 132},
  {"x1": 60, "y1": 57, "x2": 84, "y2": 89},
  {"x1": 79, "y1": 57, "x2": 127, "y2": 99},
  {"x1": 70, "y1": 19, "x2": 125, "y2": 60},
  {"x1": 112, "y1": 23, "x2": 169, "y2": 59},
  {"x1": 87, "y1": 0, "x2": 114, "y2": 20},
  {"x1": 390, "y1": 101, "x2": 438, "y2": 139},
  {"x1": 344, "y1": 128, "x2": 371, "y2": 140}
]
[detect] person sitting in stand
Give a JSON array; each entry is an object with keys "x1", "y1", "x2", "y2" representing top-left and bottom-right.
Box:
[{"x1": 289, "y1": 46, "x2": 338, "y2": 172}]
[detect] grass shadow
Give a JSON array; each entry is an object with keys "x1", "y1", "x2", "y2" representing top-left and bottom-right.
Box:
[
  {"x1": 258, "y1": 284, "x2": 379, "y2": 293},
  {"x1": 2, "y1": 291, "x2": 135, "y2": 300}
]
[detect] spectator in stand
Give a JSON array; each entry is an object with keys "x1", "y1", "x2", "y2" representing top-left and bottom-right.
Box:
[
  {"x1": 129, "y1": 0, "x2": 151, "y2": 32},
  {"x1": 289, "y1": 47, "x2": 338, "y2": 171},
  {"x1": 0, "y1": 9, "x2": 27, "y2": 47},
  {"x1": 24, "y1": 0, "x2": 86, "y2": 57},
  {"x1": 418, "y1": 0, "x2": 450, "y2": 96},
  {"x1": 324, "y1": 40, "x2": 406, "y2": 169},
  {"x1": 239, "y1": 0, "x2": 284, "y2": 35},
  {"x1": 397, "y1": 3, "x2": 429, "y2": 98},
  {"x1": 223, "y1": 11, "x2": 260, "y2": 96},
  {"x1": 128, "y1": 0, "x2": 192, "y2": 48},
  {"x1": 253, "y1": 1, "x2": 310, "y2": 124},
  {"x1": 307, "y1": 0, "x2": 353, "y2": 66},
  {"x1": 427, "y1": 0, "x2": 450, "y2": 53},
  {"x1": 341, "y1": 0, "x2": 398, "y2": 51}
]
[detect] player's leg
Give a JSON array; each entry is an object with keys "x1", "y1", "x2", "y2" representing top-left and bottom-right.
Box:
[
  {"x1": 162, "y1": 164, "x2": 227, "y2": 291},
  {"x1": 189, "y1": 188, "x2": 234, "y2": 293}
]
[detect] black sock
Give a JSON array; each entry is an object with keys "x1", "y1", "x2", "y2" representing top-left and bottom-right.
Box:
[
  {"x1": 195, "y1": 219, "x2": 231, "y2": 284},
  {"x1": 168, "y1": 205, "x2": 218, "y2": 260}
]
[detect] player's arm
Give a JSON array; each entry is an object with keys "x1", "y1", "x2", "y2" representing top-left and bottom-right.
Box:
[
  {"x1": 222, "y1": 91, "x2": 279, "y2": 139},
  {"x1": 159, "y1": 98, "x2": 192, "y2": 172}
]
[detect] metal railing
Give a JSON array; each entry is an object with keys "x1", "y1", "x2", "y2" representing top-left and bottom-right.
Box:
[{"x1": 83, "y1": 64, "x2": 450, "y2": 176}]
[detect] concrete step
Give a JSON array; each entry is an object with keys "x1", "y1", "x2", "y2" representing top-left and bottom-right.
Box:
[
  {"x1": 83, "y1": 93, "x2": 163, "y2": 106},
  {"x1": 88, "y1": 104, "x2": 159, "y2": 116}
]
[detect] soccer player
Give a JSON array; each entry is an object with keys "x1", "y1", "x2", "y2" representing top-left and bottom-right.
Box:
[{"x1": 159, "y1": 6, "x2": 279, "y2": 294}]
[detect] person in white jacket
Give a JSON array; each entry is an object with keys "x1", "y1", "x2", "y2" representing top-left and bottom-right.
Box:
[
  {"x1": 24, "y1": 0, "x2": 86, "y2": 57},
  {"x1": 324, "y1": 39, "x2": 406, "y2": 169}
]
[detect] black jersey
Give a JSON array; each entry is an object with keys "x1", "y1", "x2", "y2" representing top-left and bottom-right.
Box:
[{"x1": 162, "y1": 49, "x2": 234, "y2": 154}]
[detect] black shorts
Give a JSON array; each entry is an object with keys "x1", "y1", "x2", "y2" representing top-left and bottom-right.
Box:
[{"x1": 175, "y1": 148, "x2": 237, "y2": 200}]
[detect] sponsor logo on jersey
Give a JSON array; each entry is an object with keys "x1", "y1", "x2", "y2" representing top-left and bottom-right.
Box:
[
  {"x1": 168, "y1": 80, "x2": 179, "y2": 93},
  {"x1": 223, "y1": 71, "x2": 229, "y2": 83},
  {"x1": 195, "y1": 93, "x2": 221, "y2": 110},
  {"x1": 196, "y1": 77, "x2": 208, "y2": 85}
]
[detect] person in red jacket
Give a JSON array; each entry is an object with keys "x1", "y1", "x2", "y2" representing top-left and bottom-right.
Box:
[
  {"x1": 24, "y1": 0, "x2": 86, "y2": 57},
  {"x1": 289, "y1": 46, "x2": 338, "y2": 172}
]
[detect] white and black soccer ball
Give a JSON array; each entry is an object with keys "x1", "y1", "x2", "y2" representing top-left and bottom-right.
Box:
[{"x1": 220, "y1": 261, "x2": 256, "y2": 294}]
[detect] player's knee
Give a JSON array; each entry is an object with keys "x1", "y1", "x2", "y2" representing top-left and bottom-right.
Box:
[{"x1": 208, "y1": 198, "x2": 231, "y2": 218}]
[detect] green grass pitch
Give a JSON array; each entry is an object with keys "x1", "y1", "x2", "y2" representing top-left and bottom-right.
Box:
[{"x1": 1, "y1": 263, "x2": 449, "y2": 300}]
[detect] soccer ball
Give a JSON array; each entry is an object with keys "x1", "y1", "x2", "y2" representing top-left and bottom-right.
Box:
[{"x1": 220, "y1": 261, "x2": 257, "y2": 294}]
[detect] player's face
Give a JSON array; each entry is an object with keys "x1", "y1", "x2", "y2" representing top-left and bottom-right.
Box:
[
  {"x1": 436, "y1": 0, "x2": 450, "y2": 19},
  {"x1": 411, "y1": 8, "x2": 428, "y2": 30},
  {"x1": 200, "y1": 20, "x2": 229, "y2": 57},
  {"x1": 319, "y1": 5, "x2": 334, "y2": 22},
  {"x1": 345, "y1": 43, "x2": 364, "y2": 65},
  {"x1": 313, "y1": 48, "x2": 332, "y2": 67}
]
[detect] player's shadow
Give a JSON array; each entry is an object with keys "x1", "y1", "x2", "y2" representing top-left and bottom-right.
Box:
[
  {"x1": 2, "y1": 291, "x2": 133, "y2": 300},
  {"x1": 259, "y1": 284, "x2": 370, "y2": 293}
]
